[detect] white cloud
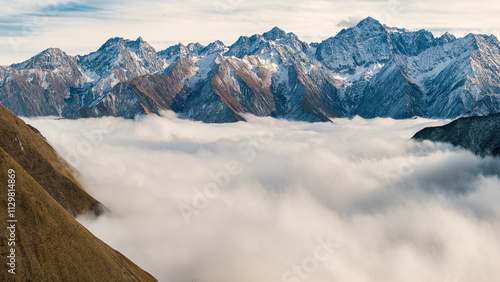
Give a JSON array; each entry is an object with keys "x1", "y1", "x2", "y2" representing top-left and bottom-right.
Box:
[
  {"x1": 25, "y1": 114, "x2": 500, "y2": 282},
  {"x1": 336, "y1": 16, "x2": 365, "y2": 28},
  {"x1": 1, "y1": 0, "x2": 500, "y2": 65}
]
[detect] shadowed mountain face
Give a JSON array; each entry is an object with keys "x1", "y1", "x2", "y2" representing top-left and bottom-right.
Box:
[
  {"x1": 412, "y1": 112, "x2": 500, "y2": 157},
  {"x1": 0, "y1": 147, "x2": 157, "y2": 281},
  {"x1": 1, "y1": 17, "x2": 500, "y2": 122},
  {"x1": 0, "y1": 105, "x2": 104, "y2": 216}
]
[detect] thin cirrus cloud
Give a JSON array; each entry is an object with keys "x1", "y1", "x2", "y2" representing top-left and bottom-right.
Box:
[
  {"x1": 29, "y1": 2, "x2": 103, "y2": 17},
  {"x1": 25, "y1": 113, "x2": 500, "y2": 282},
  {"x1": 0, "y1": 0, "x2": 499, "y2": 64},
  {"x1": 0, "y1": 0, "x2": 103, "y2": 20}
]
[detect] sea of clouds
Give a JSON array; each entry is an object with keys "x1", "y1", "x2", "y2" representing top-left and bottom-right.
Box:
[{"x1": 26, "y1": 112, "x2": 500, "y2": 282}]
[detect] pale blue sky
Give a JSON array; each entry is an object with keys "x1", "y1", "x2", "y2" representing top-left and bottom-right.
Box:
[{"x1": 0, "y1": 0, "x2": 499, "y2": 65}]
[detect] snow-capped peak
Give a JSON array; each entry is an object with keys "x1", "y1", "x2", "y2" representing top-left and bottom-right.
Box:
[
  {"x1": 263, "y1": 27, "x2": 287, "y2": 41},
  {"x1": 354, "y1": 17, "x2": 384, "y2": 30},
  {"x1": 438, "y1": 32, "x2": 457, "y2": 44},
  {"x1": 11, "y1": 48, "x2": 76, "y2": 70}
]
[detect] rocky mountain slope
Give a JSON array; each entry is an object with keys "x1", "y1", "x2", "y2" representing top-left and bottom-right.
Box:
[
  {"x1": 413, "y1": 112, "x2": 500, "y2": 157},
  {"x1": 0, "y1": 106, "x2": 157, "y2": 281},
  {"x1": 1, "y1": 17, "x2": 500, "y2": 122}
]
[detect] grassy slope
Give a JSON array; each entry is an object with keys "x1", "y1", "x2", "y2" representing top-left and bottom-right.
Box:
[
  {"x1": 0, "y1": 147, "x2": 157, "y2": 281},
  {"x1": 0, "y1": 105, "x2": 104, "y2": 216}
]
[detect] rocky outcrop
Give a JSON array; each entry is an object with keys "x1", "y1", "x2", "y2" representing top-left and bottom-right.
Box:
[{"x1": 412, "y1": 112, "x2": 500, "y2": 157}]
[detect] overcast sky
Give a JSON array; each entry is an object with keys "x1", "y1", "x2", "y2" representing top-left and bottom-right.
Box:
[{"x1": 1, "y1": 0, "x2": 499, "y2": 65}]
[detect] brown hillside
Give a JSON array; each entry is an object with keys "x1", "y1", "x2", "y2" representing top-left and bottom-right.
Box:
[
  {"x1": 0, "y1": 147, "x2": 157, "y2": 281},
  {"x1": 0, "y1": 105, "x2": 104, "y2": 216}
]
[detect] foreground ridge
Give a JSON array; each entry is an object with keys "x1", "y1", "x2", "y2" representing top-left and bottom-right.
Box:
[{"x1": 0, "y1": 106, "x2": 157, "y2": 281}]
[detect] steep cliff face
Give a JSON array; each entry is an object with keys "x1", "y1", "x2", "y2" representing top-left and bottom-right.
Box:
[
  {"x1": 352, "y1": 57, "x2": 426, "y2": 118},
  {"x1": 2, "y1": 17, "x2": 500, "y2": 122},
  {"x1": 413, "y1": 112, "x2": 500, "y2": 157}
]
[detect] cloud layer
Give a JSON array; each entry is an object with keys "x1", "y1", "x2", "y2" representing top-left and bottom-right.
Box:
[
  {"x1": 26, "y1": 114, "x2": 500, "y2": 282},
  {"x1": 1, "y1": 0, "x2": 500, "y2": 65}
]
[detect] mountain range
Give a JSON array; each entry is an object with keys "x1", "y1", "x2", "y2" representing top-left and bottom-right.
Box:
[{"x1": 1, "y1": 17, "x2": 500, "y2": 122}]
